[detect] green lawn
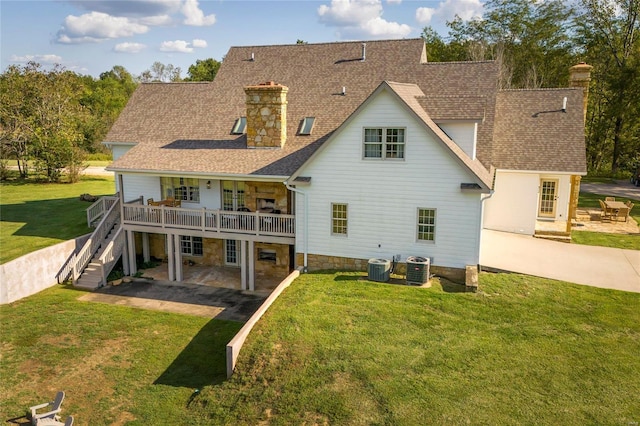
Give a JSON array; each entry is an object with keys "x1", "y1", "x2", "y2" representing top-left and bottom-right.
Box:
[
  {"x1": 573, "y1": 191, "x2": 640, "y2": 250},
  {"x1": 1, "y1": 273, "x2": 638, "y2": 425},
  {"x1": 0, "y1": 175, "x2": 115, "y2": 264}
]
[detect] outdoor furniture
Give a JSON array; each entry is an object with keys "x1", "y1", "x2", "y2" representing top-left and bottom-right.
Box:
[
  {"x1": 599, "y1": 199, "x2": 613, "y2": 220},
  {"x1": 30, "y1": 391, "x2": 64, "y2": 425},
  {"x1": 605, "y1": 196, "x2": 615, "y2": 201},
  {"x1": 615, "y1": 207, "x2": 630, "y2": 222},
  {"x1": 36, "y1": 415, "x2": 73, "y2": 426},
  {"x1": 147, "y1": 198, "x2": 156, "y2": 205}
]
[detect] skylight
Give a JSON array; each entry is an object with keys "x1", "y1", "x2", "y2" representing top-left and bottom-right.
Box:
[
  {"x1": 299, "y1": 117, "x2": 315, "y2": 135},
  {"x1": 231, "y1": 117, "x2": 246, "y2": 134}
]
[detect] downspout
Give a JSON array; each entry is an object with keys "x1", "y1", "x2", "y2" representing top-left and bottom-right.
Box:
[
  {"x1": 284, "y1": 181, "x2": 308, "y2": 272},
  {"x1": 478, "y1": 189, "x2": 495, "y2": 270}
]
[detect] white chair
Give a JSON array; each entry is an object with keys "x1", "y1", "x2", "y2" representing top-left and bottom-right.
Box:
[{"x1": 30, "y1": 391, "x2": 64, "y2": 425}]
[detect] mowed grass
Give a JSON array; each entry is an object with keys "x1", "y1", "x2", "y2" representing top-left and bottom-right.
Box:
[
  {"x1": 1, "y1": 273, "x2": 638, "y2": 425},
  {"x1": 0, "y1": 175, "x2": 115, "y2": 263},
  {"x1": 0, "y1": 284, "x2": 242, "y2": 425},
  {"x1": 573, "y1": 191, "x2": 640, "y2": 250},
  {"x1": 189, "y1": 272, "x2": 640, "y2": 425}
]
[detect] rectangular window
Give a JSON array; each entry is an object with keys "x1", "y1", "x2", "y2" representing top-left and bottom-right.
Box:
[
  {"x1": 417, "y1": 208, "x2": 436, "y2": 242},
  {"x1": 332, "y1": 203, "x2": 348, "y2": 235},
  {"x1": 180, "y1": 236, "x2": 203, "y2": 256},
  {"x1": 161, "y1": 177, "x2": 200, "y2": 202},
  {"x1": 363, "y1": 128, "x2": 405, "y2": 160},
  {"x1": 299, "y1": 117, "x2": 316, "y2": 135}
]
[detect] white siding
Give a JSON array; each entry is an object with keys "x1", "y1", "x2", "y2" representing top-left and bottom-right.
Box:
[
  {"x1": 483, "y1": 171, "x2": 572, "y2": 234},
  {"x1": 112, "y1": 145, "x2": 134, "y2": 161},
  {"x1": 295, "y1": 89, "x2": 483, "y2": 269},
  {"x1": 119, "y1": 174, "x2": 222, "y2": 209},
  {"x1": 439, "y1": 122, "x2": 477, "y2": 160}
]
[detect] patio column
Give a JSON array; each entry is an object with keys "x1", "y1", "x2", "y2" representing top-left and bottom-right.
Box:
[
  {"x1": 122, "y1": 231, "x2": 130, "y2": 276},
  {"x1": 127, "y1": 230, "x2": 137, "y2": 276},
  {"x1": 248, "y1": 240, "x2": 255, "y2": 291},
  {"x1": 167, "y1": 234, "x2": 175, "y2": 281},
  {"x1": 174, "y1": 235, "x2": 183, "y2": 282},
  {"x1": 142, "y1": 233, "x2": 150, "y2": 263},
  {"x1": 240, "y1": 240, "x2": 247, "y2": 290}
]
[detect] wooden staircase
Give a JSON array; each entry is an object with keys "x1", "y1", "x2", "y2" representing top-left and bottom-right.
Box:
[{"x1": 75, "y1": 223, "x2": 123, "y2": 290}]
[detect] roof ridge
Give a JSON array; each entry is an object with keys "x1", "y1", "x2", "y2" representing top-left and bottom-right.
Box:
[
  {"x1": 422, "y1": 60, "x2": 496, "y2": 65},
  {"x1": 140, "y1": 81, "x2": 211, "y2": 85},
  {"x1": 229, "y1": 38, "x2": 423, "y2": 50},
  {"x1": 499, "y1": 87, "x2": 580, "y2": 92}
]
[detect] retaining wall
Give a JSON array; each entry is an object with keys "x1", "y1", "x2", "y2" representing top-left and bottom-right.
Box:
[
  {"x1": 0, "y1": 234, "x2": 90, "y2": 304},
  {"x1": 226, "y1": 267, "x2": 302, "y2": 378}
]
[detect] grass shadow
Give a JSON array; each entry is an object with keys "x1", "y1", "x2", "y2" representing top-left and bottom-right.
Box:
[
  {"x1": 0, "y1": 196, "x2": 93, "y2": 239},
  {"x1": 154, "y1": 318, "x2": 240, "y2": 388}
]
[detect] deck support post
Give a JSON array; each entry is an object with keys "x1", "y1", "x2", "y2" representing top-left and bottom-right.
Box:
[
  {"x1": 142, "y1": 233, "x2": 150, "y2": 263},
  {"x1": 167, "y1": 234, "x2": 175, "y2": 281},
  {"x1": 248, "y1": 240, "x2": 255, "y2": 291},
  {"x1": 240, "y1": 240, "x2": 247, "y2": 290},
  {"x1": 127, "y1": 230, "x2": 137, "y2": 277},
  {"x1": 174, "y1": 235, "x2": 183, "y2": 282}
]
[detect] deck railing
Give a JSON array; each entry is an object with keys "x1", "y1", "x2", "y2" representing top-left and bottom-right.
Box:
[
  {"x1": 86, "y1": 195, "x2": 119, "y2": 227},
  {"x1": 123, "y1": 204, "x2": 295, "y2": 237},
  {"x1": 95, "y1": 226, "x2": 125, "y2": 287}
]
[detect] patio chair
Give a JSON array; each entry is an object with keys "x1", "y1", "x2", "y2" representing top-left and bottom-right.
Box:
[
  {"x1": 147, "y1": 198, "x2": 154, "y2": 205},
  {"x1": 616, "y1": 206, "x2": 630, "y2": 222},
  {"x1": 598, "y1": 199, "x2": 613, "y2": 221},
  {"x1": 36, "y1": 415, "x2": 73, "y2": 426},
  {"x1": 30, "y1": 391, "x2": 64, "y2": 425},
  {"x1": 605, "y1": 196, "x2": 615, "y2": 201}
]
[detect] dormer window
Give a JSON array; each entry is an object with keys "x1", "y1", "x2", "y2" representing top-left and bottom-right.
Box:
[
  {"x1": 231, "y1": 117, "x2": 246, "y2": 134},
  {"x1": 299, "y1": 117, "x2": 316, "y2": 135}
]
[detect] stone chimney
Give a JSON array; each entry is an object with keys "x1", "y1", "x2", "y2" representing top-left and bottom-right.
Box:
[
  {"x1": 569, "y1": 63, "x2": 593, "y2": 123},
  {"x1": 244, "y1": 81, "x2": 288, "y2": 148}
]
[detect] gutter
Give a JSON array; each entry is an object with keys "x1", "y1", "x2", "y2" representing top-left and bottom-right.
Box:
[{"x1": 284, "y1": 181, "x2": 308, "y2": 272}]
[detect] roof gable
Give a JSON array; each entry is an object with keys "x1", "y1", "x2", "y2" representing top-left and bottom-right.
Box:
[{"x1": 291, "y1": 81, "x2": 492, "y2": 191}]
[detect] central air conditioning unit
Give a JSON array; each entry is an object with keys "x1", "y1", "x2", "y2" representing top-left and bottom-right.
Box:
[
  {"x1": 368, "y1": 258, "x2": 391, "y2": 282},
  {"x1": 406, "y1": 256, "x2": 430, "y2": 285}
]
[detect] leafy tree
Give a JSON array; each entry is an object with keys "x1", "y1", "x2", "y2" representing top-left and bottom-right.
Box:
[
  {"x1": 0, "y1": 63, "x2": 87, "y2": 182},
  {"x1": 421, "y1": 26, "x2": 467, "y2": 62},
  {"x1": 140, "y1": 62, "x2": 182, "y2": 82},
  {"x1": 575, "y1": 0, "x2": 640, "y2": 173},
  {"x1": 184, "y1": 58, "x2": 221, "y2": 82},
  {"x1": 447, "y1": 0, "x2": 576, "y2": 88}
]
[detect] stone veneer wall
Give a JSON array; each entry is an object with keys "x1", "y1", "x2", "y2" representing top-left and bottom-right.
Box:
[
  {"x1": 255, "y1": 242, "x2": 290, "y2": 283},
  {"x1": 244, "y1": 82, "x2": 288, "y2": 149},
  {"x1": 245, "y1": 181, "x2": 289, "y2": 214},
  {"x1": 296, "y1": 253, "x2": 466, "y2": 284}
]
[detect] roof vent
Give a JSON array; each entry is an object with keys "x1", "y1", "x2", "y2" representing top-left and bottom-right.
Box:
[
  {"x1": 361, "y1": 42, "x2": 366, "y2": 61},
  {"x1": 250, "y1": 52, "x2": 255, "y2": 61},
  {"x1": 341, "y1": 86, "x2": 346, "y2": 96},
  {"x1": 562, "y1": 96, "x2": 567, "y2": 112}
]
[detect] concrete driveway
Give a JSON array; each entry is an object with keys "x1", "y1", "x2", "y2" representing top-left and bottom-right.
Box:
[
  {"x1": 480, "y1": 229, "x2": 640, "y2": 293},
  {"x1": 580, "y1": 179, "x2": 640, "y2": 198}
]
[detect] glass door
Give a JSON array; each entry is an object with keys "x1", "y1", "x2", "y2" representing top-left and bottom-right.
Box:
[
  {"x1": 225, "y1": 240, "x2": 240, "y2": 266},
  {"x1": 538, "y1": 179, "x2": 558, "y2": 218},
  {"x1": 222, "y1": 181, "x2": 245, "y2": 211}
]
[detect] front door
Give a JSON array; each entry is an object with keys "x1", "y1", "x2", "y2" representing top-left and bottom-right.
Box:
[{"x1": 538, "y1": 179, "x2": 558, "y2": 218}]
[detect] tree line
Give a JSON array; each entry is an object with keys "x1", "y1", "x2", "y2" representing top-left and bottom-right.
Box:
[{"x1": 1, "y1": 0, "x2": 637, "y2": 182}]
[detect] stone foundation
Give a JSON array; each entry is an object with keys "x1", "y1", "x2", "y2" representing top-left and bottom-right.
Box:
[{"x1": 296, "y1": 253, "x2": 468, "y2": 284}]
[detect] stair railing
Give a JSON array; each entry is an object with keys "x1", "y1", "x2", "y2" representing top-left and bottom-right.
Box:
[
  {"x1": 65, "y1": 197, "x2": 121, "y2": 283},
  {"x1": 95, "y1": 226, "x2": 125, "y2": 287}
]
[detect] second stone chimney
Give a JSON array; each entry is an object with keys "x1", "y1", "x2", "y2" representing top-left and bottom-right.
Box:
[
  {"x1": 244, "y1": 81, "x2": 288, "y2": 148},
  {"x1": 569, "y1": 63, "x2": 593, "y2": 123}
]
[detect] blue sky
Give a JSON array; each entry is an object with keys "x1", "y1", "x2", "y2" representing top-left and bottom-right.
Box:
[{"x1": 1, "y1": 0, "x2": 485, "y2": 78}]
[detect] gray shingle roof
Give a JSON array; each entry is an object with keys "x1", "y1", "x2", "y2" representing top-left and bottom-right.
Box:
[
  {"x1": 105, "y1": 39, "x2": 499, "y2": 177},
  {"x1": 493, "y1": 89, "x2": 587, "y2": 173}
]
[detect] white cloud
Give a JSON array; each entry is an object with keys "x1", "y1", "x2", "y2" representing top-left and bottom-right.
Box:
[
  {"x1": 56, "y1": 12, "x2": 148, "y2": 43},
  {"x1": 386, "y1": 0, "x2": 402, "y2": 4},
  {"x1": 114, "y1": 42, "x2": 147, "y2": 53},
  {"x1": 181, "y1": 0, "x2": 216, "y2": 26},
  {"x1": 9, "y1": 54, "x2": 63, "y2": 64},
  {"x1": 70, "y1": 1, "x2": 182, "y2": 18},
  {"x1": 318, "y1": 0, "x2": 411, "y2": 39},
  {"x1": 160, "y1": 40, "x2": 193, "y2": 53},
  {"x1": 415, "y1": 0, "x2": 484, "y2": 25},
  {"x1": 192, "y1": 39, "x2": 207, "y2": 48},
  {"x1": 159, "y1": 39, "x2": 207, "y2": 53}
]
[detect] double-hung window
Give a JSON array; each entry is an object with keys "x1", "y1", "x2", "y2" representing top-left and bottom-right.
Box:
[
  {"x1": 417, "y1": 208, "x2": 436, "y2": 242},
  {"x1": 180, "y1": 236, "x2": 203, "y2": 256},
  {"x1": 331, "y1": 203, "x2": 348, "y2": 235},
  {"x1": 363, "y1": 127, "x2": 405, "y2": 160},
  {"x1": 161, "y1": 177, "x2": 200, "y2": 202}
]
